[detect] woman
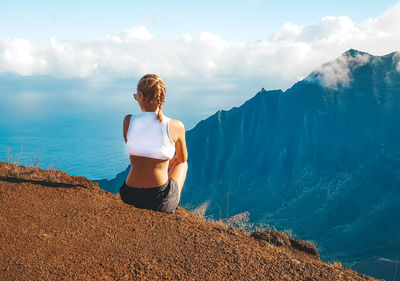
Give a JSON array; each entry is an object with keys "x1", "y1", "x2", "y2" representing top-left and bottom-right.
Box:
[{"x1": 119, "y1": 74, "x2": 188, "y2": 214}]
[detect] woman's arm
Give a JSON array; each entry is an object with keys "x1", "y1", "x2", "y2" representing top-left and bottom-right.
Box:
[
  {"x1": 170, "y1": 119, "x2": 188, "y2": 164},
  {"x1": 123, "y1": 114, "x2": 132, "y2": 143}
]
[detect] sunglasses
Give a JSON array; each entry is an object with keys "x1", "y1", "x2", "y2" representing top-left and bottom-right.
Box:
[{"x1": 133, "y1": 91, "x2": 148, "y2": 101}]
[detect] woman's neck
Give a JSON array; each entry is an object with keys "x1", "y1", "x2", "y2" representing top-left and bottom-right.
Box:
[
  {"x1": 141, "y1": 104, "x2": 159, "y2": 112},
  {"x1": 142, "y1": 109, "x2": 159, "y2": 113}
]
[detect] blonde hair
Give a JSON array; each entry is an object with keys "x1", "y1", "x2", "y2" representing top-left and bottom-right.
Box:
[{"x1": 137, "y1": 74, "x2": 166, "y2": 123}]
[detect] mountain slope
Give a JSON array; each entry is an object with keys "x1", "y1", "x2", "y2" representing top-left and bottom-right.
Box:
[{"x1": 0, "y1": 162, "x2": 379, "y2": 280}]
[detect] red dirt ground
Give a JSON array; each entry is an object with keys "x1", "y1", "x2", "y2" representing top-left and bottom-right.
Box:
[{"x1": 0, "y1": 162, "x2": 381, "y2": 280}]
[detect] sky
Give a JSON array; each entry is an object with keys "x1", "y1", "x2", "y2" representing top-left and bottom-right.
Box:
[
  {"x1": 1, "y1": 0, "x2": 400, "y2": 119},
  {"x1": 1, "y1": 0, "x2": 399, "y2": 42}
]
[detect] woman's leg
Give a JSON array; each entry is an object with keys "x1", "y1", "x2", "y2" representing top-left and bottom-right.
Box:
[{"x1": 168, "y1": 161, "x2": 188, "y2": 194}]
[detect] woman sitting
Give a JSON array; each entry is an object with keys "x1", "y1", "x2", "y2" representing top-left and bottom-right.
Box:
[{"x1": 119, "y1": 74, "x2": 188, "y2": 214}]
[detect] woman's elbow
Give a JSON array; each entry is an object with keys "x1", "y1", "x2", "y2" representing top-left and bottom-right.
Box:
[
  {"x1": 177, "y1": 156, "x2": 188, "y2": 164},
  {"x1": 177, "y1": 153, "x2": 188, "y2": 164}
]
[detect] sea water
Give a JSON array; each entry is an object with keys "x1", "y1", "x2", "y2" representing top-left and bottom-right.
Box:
[
  {"x1": 0, "y1": 75, "x2": 205, "y2": 180},
  {"x1": 0, "y1": 105, "x2": 203, "y2": 180}
]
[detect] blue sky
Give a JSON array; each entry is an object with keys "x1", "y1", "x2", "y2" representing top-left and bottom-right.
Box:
[{"x1": 1, "y1": 0, "x2": 399, "y2": 42}]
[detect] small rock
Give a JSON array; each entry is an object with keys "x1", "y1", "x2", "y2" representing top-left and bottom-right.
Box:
[{"x1": 291, "y1": 258, "x2": 301, "y2": 265}]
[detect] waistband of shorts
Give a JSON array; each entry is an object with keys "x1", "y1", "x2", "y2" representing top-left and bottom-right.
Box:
[{"x1": 123, "y1": 179, "x2": 169, "y2": 192}]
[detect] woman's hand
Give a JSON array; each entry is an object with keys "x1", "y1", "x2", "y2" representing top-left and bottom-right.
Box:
[{"x1": 168, "y1": 155, "x2": 178, "y2": 171}]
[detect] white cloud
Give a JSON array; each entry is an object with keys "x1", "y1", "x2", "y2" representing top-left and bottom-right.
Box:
[
  {"x1": 180, "y1": 34, "x2": 193, "y2": 43},
  {"x1": 120, "y1": 25, "x2": 154, "y2": 40},
  {"x1": 103, "y1": 25, "x2": 154, "y2": 42},
  {"x1": 308, "y1": 52, "x2": 372, "y2": 89},
  {"x1": 394, "y1": 52, "x2": 400, "y2": 72},
  {"x1": 0, "y1": 38, "x2": 48, "y2": 75},
  {"x1": 0, "y1": 2, "x2": 400, "y2": 85},
  {"x1": 47, "y1": 38, "x2": 99, "y2": 77},
  {"x1": 373, "y1": 2, "x2": 400, "y2": 35},
  {"x1": 272, "y1": 23, "x2": 303, "y2": 41}
]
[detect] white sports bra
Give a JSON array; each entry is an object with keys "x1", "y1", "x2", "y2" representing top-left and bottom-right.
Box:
[{"x1": 126, "y1": 112, "x2": 175, "y2": 160}]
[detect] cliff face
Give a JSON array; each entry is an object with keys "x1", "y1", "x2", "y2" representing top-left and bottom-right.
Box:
[
  {"x1": 0, "y1": 162, "x2": 379, "y2": 280},
  {"x1": 183, "y1": 50, "x2": 400, "y2": 264}
]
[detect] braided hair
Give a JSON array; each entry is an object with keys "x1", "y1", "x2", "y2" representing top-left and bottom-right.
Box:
[{"x1": 137, "y1": 74, "x2": 166, "y2": 123}]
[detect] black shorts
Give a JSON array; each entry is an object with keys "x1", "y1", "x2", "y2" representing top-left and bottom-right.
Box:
[{"x1": 119, "y1": 178, "x2": 180, "y2": 214}]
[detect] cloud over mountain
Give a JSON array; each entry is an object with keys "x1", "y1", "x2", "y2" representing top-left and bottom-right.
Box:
[{"x1": 0, "y1": 2, "x2": 400, "y2": 85}]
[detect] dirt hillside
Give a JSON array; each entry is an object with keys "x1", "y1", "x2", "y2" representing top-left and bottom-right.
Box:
[{"x1": 0, "y1": 162, "x2": 381, "y2": 280}]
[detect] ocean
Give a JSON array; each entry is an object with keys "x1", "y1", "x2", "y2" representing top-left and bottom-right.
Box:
[
  {"x1": 0, "y1": 75, "x2": 207, "y2": 180},
  {"x1": 0, "y1": 105, "x2": 204, "y2": 180}
]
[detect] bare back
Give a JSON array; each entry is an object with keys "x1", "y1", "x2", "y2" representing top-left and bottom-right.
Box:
[{"x1": 123, "y1": 114, "x2": 188, "y2": 188}]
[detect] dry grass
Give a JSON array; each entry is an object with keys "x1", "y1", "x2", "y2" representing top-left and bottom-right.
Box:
[
  {"x1": 330, "y1": 261, "x2": 343, "y2": 268},
  {"x1": 4, "y1": 145, "x2": 24, "y2": 177},
  {"x1": 191, "y1": 200, "x2": 279, "y2": 234},
  {"x1": 4, "y1": 162, "x2": 20, "y2": 178},
  {"x1": 191, "y1": 201, "x2": 229, "y2": 230},
  {"x1": 45, "y1": 163, "x2": 65, "y2": 183},
  {"x1": 4, "y1": 163, "x2": 42, "y2": 179},
  {"x1": 190, "y1": 199, "x2": 315, "y2": 257},
  {"x1": 3, "y1": 146, "x2": 71, "y2": 183},
  {"x1": 281, "y1": 228, "x2": 296, "y2": 239},
  {"x1": 207, "y1": 218, "x2": 229, "y2": 230},
  {"x1": 191, "y1": 200, "x2": 210, "y2": 220}
]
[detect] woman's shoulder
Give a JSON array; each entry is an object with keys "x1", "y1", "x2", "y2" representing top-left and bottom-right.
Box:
[
  {"x1": 168, "y1": 117, "x2": 185, "y2": 129},
  {"x1": 123, "y1": 114, "x2": 138, "y2": 131},
  {"x1": 168, "y1": 118, "x2": 185, "y2": 138},
  {"x1": 123, "y1": 114, "x2": 133, "y2": 126},
  {"x1": 123, "y1": 114, "x2": 134, "y2": 142},
  {"x1": 123, "y1": 114, "x2": 132, "y2": 121},
  {"x1": 124, "y1": 113, "x2": 142, "y2": 122}
]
